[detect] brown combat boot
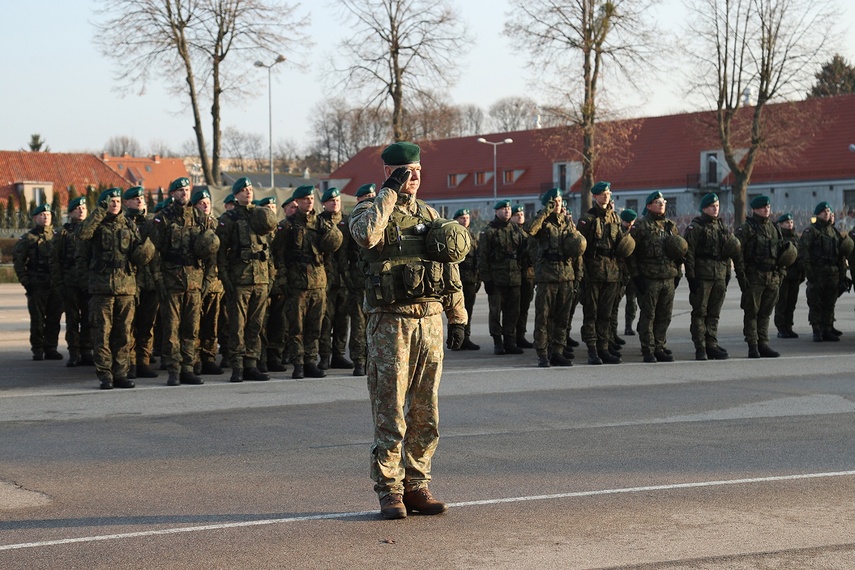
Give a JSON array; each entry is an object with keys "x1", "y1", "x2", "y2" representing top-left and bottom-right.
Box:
[
  {"x1": 402, "y1": 487, "x2": 448, "y2": 515},
  {"x1": 379, "y1": 493, "x2": 407, "y2": 520}
]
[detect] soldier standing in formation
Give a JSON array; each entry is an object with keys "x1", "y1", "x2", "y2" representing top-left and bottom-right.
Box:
[
  {"x1": 512, "y1": 204, "x2": 535, "y2": 349},
  {"x1": 773, "y1": 213, "x2": 804, "y2": 339},
  {"x1": 683, "y1": 193, "x2": 733, "y2": 361},
  {"x1": 453, "y1": 207, "x2": 481, "y2": 351},
  {"x1": 216, "y1": 177, "x2": 277, "y2": 383},
  {"x1": 216, "y1": 193, "x2": 237, "y2": 369},
  {"x1": 528, "y1": 188, "x2": 582, "y2": 367},
  {"x1": 342, "y1": 183, "x2": 377, "y2": 375},
  {"x1": 800, "y1": 202, "x2": 850, "y2": 342},
  {"x1": 14, "y1": 203, "x2": 63, "y2": 361},
  {"x1": 318, "y1": 187, "x2": 353, "y2": 371},
  {"x1": 265, "y1": 196, "x2": 295, "y2": 374},
  {"x1": 349, "y1": 141, "x2": 467, "y2": 520},
  {"x1": 192, "y1": 188, "x2": 225, "y2": 375},
  {"x1": 76, "y1": 188, "x2": 154, "y2": 389},
  {"x1": 610, "y1": 208, "x2": 636, "y2": 348},
  {"x1": 478, "y1": 199, "x2": 525, "y2": 355},
  {"x1": 51, "y1": 197, "x2": 93, "y2": 367}
]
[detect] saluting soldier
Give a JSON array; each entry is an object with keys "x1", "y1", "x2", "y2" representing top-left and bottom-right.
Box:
[
  {"x1": 318, "y1": 187, "x2": 354, "y2": 371},
  {"x1": 266, "y1": 195, "x2": 299, "y2": 373},
  {"x1": 14, "y1": 203, "x2": 63, "y2": 361},
  {"x1": 51, "y1": 197, "x2": 93, "y2": 366},
  {"x1": 76, "y1": 188, "x2": 155, "y2": 389},
  {"x1": 477, "y1": 199, "x2": 526, "y2": 355},
  {"x1": 192, "y1": 188, "x2": 225, "y2": 375},
  {"x1": 774, "y1": 213, "x2": 804, "y2": 339},
  {"x1": 610, "y1": 208, "x2": 637, "y2": 348},
  {"x1": 217, "y1": 193, "x2": 237, "y2": 368},
  {"x1": 453, "y1": 207, "x2": 481, "y2": 351},
  {"x1": 512, "y1": 204, "x2": 535, "y2": 349}
]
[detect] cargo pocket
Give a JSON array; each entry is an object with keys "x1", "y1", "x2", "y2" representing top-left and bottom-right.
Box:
[{"x1": 403, "y1": 261, "x2": 426, "y2": 298}]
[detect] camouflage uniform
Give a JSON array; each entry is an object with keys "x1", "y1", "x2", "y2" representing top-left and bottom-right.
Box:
[
  {"x1": 318, "y1": 210, "x2": 351, "y2": 368},
  {"x1": 14, "y1": 223, "x2": 62, "y2": 359},
  {"x1": 477, "y1": 217, "x2": 525, "y2": 352},
  {"x1": 126, "y1": 208, "x2": 159, "y2": 374},
  {"x1": 77, "y1": 205, "x2": 152, "y2": 388},
  {"x1": 800, "y1": 218, "x2": 846, "y2": 337},
  {"x1": 774, "y1": 225, "x2": 804, "y2": 337},
  {"x1": 458, "y1": 229, "x2": 480, "y2": 348},
  {"x1": 52, "y1": 217, "x2": 92, "y2": 364},
  {"x1": 199, "y1": 215, "x2": 225, "y2": 372},
  {"x1": 610, "y1": 224, "x2": 633, "y2": 343},
  {"x1": 266, "y1": 215, "x2": 291, "y2": 371},
  {"x1": 341, "y1": 213, "x2": 369, "y2": 370},
  {"x1": 349, "y1": 186, "x2": 466, "y2": 500},
  {"x1": 516, "y1": 226, "x2": 535, "y2": 346}
]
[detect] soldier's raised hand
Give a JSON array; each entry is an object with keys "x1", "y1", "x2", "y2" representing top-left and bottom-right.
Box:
[{"x1": 383, "y1": 167, "x2": 412, "y2": 194}]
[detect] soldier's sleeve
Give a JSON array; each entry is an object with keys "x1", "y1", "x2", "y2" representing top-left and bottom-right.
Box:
[
  {"x1": 349, "y1": 187, "x2": 397, "y2": 249},
  {"x1": 216, "y1": 216, "x2": 233, "y2": 293},
  {"x1": 12, "y1": 234, "x2": 29, "y2": 287},
  {"x1": 732, "y1": 224, "x2": 746, "y2": 276},
  {"x1": 476, "y1": 229, "x2": 491, "y2": 282},
  {"x1": 442, "y1": 288, "x2": 467, "y2": 325},
  {"x1": 799, "y1": 228, "x2": 814, "y2": 278},
  {"x1": 76, "y1": 207, "x2": 107, "y2": 241},
  {"x1": 528, "y1": 208, "x2": 548, "y2": 236},
  {"x1": 626, "y1": 224, "x2": 642, "y2": 278},
  {"x1": 50, "y1": 230, "x2": 65, "y2": 288},
  {"x1": 683, "y1": 224, "x2": 697, "y2": 278}
]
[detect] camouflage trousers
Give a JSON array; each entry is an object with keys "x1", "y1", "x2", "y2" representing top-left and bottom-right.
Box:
[
  {"x1": 624, "y1": 280, "x2": 638, "y2": 330},
  {"x1": 26, "y1": 285, "x2": 62, "y2": 354},
  {"x1": 160, "y1": 290, "x2": 202, "y2": 374},
  {"x1": 774, "y1": 277, "x2": 801, "y2": 331},
  {"x1": 218, "y1": 290, "x2": 230, "y2": 361},
  {"x1": 610, "y1": 279, "x2": 628, "y2": 340},
  {"x1": 62, "y1": 285, "x2": 91, "y2": 356},
  {"x1": 320, "y1": 285, "x2": 349, "y2": 358},
  {"x1": 287, "y1": 288, "x2": 325, "y2": 365},
  {"x1": 741, "y1": 274, "x2": 779, "y2": 345},
  {"x1": 534, "y1": 281, "x2": 573, "y2": 356},
  {"x1": 89, "y1": 294, "x2": 135, "y2": 382},
  {"x1": 581, "y1": 279, "x2": 619, "y2": 349},
  {"x1": 462, "y1": 282, "x2": 480, "y2": 339},
  {"x1": 133, "y1": 288, "x2": 158, "y2": 366},
  {"x1": 806, "y1": 277, "x2": 838, "y2": 328},
  {"x1": 487, "y1": 285, "x2": 520, "y2": 337},
  {"x1": 367, "y1": 311, "x2": 443, "y2": 498},
  {"x1": 347, "y1": 288, "x2": 367, "y2": 365},
  {"x1": 227, "y1": 284, "x2": 268, "y2": 369},
  {"x1": 265, "y1": 290, "x2": 289, "y2": 365},
  {"x1": 689, "y1": 278, "x2": 727, "y2": 349},
  {"x1": 199, "y1": 291, "x2": 221, "y2": 364},
  {"x1": 517, "y1": 276, "x2": 535, "y2": 339},
  {"x1": 637, "y1": 277, "x2": 675, "y2": 354}
]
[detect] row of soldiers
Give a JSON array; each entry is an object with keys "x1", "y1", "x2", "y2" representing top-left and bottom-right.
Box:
[
  {"x1": 456, "y1": 184, "x2": 854, "y2": 366},
  {"x1": 12, "y1": 176, "x2": 385, "y2": 389}
]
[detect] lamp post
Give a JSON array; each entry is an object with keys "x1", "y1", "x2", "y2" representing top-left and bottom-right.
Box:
[
  {"x1": 476, "y1": 137, "x2": 514, "y2": 201},
  {"x1": 254, "y1": 55, "x2": 286, "y2": 188}
]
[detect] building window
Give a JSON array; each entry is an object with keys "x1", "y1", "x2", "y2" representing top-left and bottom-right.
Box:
[
  {"x1": 845, "y1": 189, "x2": 855, "y2": 214},
  {"x1": 475, "y1": 172, "x2": 486, "y2": 185},
  {"x1": 667, "y1": 196, "x2": 678, "y2": 218},
  {"x1": 503, "y1": 170, "x2": 514, "y2": 184},
  {"x1": 448, "y1": 174, "x2": 459, "y2": 188},
  {"x1": 145, "y1": 166, "x2": 152, "y2": 172},
  {"x1": 706, "y1": 153, "x2": 718, "y2": 185},
  {"x1": 625, "y1": 199, "x2": 638, "y2": 213}
]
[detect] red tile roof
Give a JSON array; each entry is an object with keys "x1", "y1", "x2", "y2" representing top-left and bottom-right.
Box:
[
  {"x1": 99, "y1": 153, "x2": 190, "y2": 193},
  {"x1": 329, "y1": 94, "x2": 855, "y2": 199}
]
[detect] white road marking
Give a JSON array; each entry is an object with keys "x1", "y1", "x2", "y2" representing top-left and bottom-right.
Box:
[{"x1": 2, "y1": 469, "x2": 854, "y2": 551}]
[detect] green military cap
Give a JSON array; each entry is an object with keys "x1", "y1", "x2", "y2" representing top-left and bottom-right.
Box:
[
  {"x1": 98, "y1": 187, "x2": 122, "y2": 207},
  {"x1": 191, "y1": 189, "x2": 211, "y2": 205},
  {"x1": 493, "y1": 199, "x2": 511, "y2": 210},
  {"x1": 620, "y1": 208, "x2": 638, "y2": 223},
  {"x1": 355, "y1": 183, "x2": 376, "y2": 198},
  {"x1": 153, "y1": 197, "x2": 174, "y2": 213},
  {"x1": 223, "y1": 193, "x2": 236, "y2": 205},
  {"x1": 591, "y1": 181, "x2": 611, "y2": 195},
  {"x1": 123, "y1": 186, "x2": 145, "y2": 200},
  {"x1": 292, "y1": 184, "x2": 315, "y2": 199},
  {"x1": 749, "y1": 195, "x2": 771, "y2": 209},
  {"x1": 321, "y1": 187, "x2": 341, "y2": 202},
  {"x1": 168, "y1": 177, "x2": 191, "y2": 193},
  {"x1": 814, "y1": 201, "x2": 831, "y2": 215},
  {"x1": 777, "y1": 213, "x2": 793, "y2": 223},
  {"x1": 153, "y1": 201, "x2": 165, "y2": 213},
  {"x1": 255, "y1": 196, "x2": 276, "y2": 207},
  {"x1": 699, "y1": 193, "x2": 719, "y2": 211},
  {"x1": 512, "y1": 204, "x2": 525, "y2": 214},
  {"x1": 541, "y1": 187, "x2": 562, "y2": 206},
  {"x1": 453, "y1": 208, "x2": 470, "y2": 219},
  {"x1": 32, "y1": 203, "x2": 51, "y2": 216},
  {"x1": 381, "y1": 141, "x2": 420, "y2": 165},
  {"x1": 646, "y1": 191, "x2": 665, "y2": 205},
  {"x1": 231, "y1": 177, "x2": 252, "y2": 194},
  {"x1": 67, "y1": 196, "x2": 86, "y2": 212},
  {"x1": 282, "y1": 194, "x2": 295, "y2": 207}
]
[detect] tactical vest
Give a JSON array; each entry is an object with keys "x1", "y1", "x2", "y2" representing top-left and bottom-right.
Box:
[
  {"x1": 689, "y1": 215, "x2": 729, "y2": 280},
  {"x1": 158, "y1": 206, "x2": 202, "y2": 268},
  {"x1": 744, "y1": 216, "x2": 783, "y2": 272},
  {"x1": 360, "y1": 200, "x2": 458, "y2": 307},
  {"x1": 807, "y1": 222, "x2": 839, "y2": 265},
  {"x1": 91, "y1": 219, "x2": 134, "y2": 274},
  {"x1": 227, "y1": 208, "x2": 270, "y2": 264},
  {"x1": 59, "y1": 223, "x2": 79, "y2": 270}
]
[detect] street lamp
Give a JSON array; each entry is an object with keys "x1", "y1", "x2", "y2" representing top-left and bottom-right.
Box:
[
  {"x1": 477, "y1": 137, "x2": 513, "y2": 201},
  {"x1": 254, "y1": 55, "x2": 286, "y2": 188}
]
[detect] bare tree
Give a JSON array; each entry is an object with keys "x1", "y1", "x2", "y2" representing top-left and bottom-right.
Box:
[
  {"x1": 684, "y1": 0, "x2": 838, "y2": 223},
  {"x1": 148, "y1": 139, "x2": 178, "y2": 157},
  {"x1": 93, "y1": 0, "x2": 309, "y2": 185},
  {"x1": 457, "y1": 104, "x2": 486, "y2": 136},
  {"x1": 333, "y1": 0, "x2": 472, "y2": 142},
  {"x1": 406, "y1": 91, "x2": 465, "y2": 140},
  {"x1": 104, "y1": 135, "x2": 142, "y2": 157},
  {"x1": 488, "y1": 96, "x2": 539, "y2": 132},
  {"x1": 505, "y1": 0, "x2": 662, "y2": 210}
]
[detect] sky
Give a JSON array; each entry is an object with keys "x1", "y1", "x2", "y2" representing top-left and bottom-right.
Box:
[{"x1": 2, "y1": 0, "x2": 854, "y2": 156}]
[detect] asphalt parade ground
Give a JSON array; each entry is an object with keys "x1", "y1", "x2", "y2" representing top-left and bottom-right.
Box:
[{"x1": 1, "y1": 281, "x2": 855, "y2": 569}]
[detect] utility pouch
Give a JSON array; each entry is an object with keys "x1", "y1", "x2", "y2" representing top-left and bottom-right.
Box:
[{"x1": 403, "y1": 261, "x2": 427, "y2": 298}]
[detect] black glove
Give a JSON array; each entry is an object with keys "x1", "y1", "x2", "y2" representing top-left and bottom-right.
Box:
[
  {"x1": 838, "y1": 277, "x2": 853, "y2": 297},
  {"x1": 633, "y1": 276, "x2": 647, "y2": 295},
  {"x1": 383, "y1": 167, "x2": 412, "y2": 194},
  {"x1": 446, "y1": 323, "x2": 465, "y2": 350},
  {"x1": 484, "y1": 281, "x2": 495, "y2": 295},
  {"x1": 674, "y1": 276, "x2": 681, "y2": 289},
  {"x1": 687, "y1": 277, "x2": 698, "y2": 294}
]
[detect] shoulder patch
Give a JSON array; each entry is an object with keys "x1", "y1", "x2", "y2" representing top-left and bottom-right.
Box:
[{"x1": 687, "y1": 224, "x2": 694, "y2": 231}]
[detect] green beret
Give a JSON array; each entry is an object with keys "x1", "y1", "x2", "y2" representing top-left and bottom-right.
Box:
[
  {"x1": 541, "y1": 187, "x2": 562, "y2": 206},
  {"x1": 512, "y1": 204, "x2": 525, "y2": 214},
  {"x1": 494, "y1": 199, "x2": 511, "y2": 210},
  {"x1": 153, "y1": 197, "x2": 174, "y2": 213},
  {"x1": 749, "y1": 195, "x2": 770, "y2": 209},
  {"x1": 620, "y1": 208, "x2": 638, "y2": 223},
  {"x1": 282, "y1": 195, "x2": 295, "y2": 206},
  {"x1": 777, "y1": 213, "x2": 793, "y2": 223},
  {"x1": 381, "y1": 141, "x2": 420, "y2": 165},
  {"x1": 453, "y1": 208, "x2": 470, "y2": 219},
  {"x1": 255, "y1": 196, "x2": 276, "y2": 207},
  {"x1": 592, "y1": 181, "x2": 611, "y2": 195},
  {"x1": 67, "y1": 196, "x2": 86, "y2": 213},
  {"x1": 646, "y1": 191, "x2": 665, "y2": 206},
  {"x1": 153, "y1": 201, "x2": 165, "y2": 213},
  {"x1": 223, "y1": 193, "x2": 236, "y2": 205},
  {"x1": 98, "y1": 187, "x2": 122, "y2": 207},
  {"x1": 191, "y1": 189, "x2": 211, "y2": 205},
  {"x1": 292, "y1": 185, "x2": 315, "y2": 199},
  {"x1": 123, "y1": 186, "x2": 145, "y2": 200},
  {"x1": 699, "y1": 193, "x2": 719, "y2": 211},
  {"x1": 321, "y1": 187, "x2": 341, "y2": 202},
  {"x1": 32, "y1": 203, "x2": 52, "y2": 216},
  {"x1": 355, "y1": 183, "x2": 376, "y2": 198},
  {"x1": 232, "y1": 177, "x2": 252, "y2": 194},
  {"x1": 814, "y1": 201, "x2": 831, "y2": 215},
  {"x1": 169, "y1": 177, "x2": 191, "y2": 193}
]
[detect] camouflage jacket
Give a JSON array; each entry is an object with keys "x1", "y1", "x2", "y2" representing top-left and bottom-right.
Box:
[
  {"x1": 13, "y1": 225, "x2": 56, "y2": 289},
  {"x1": 476, "y1": 217, "x2": 525, "y2": 287},
  {"x1": 577, "y1": 202, "x2": 622, "y2": 282},
  {"x1": 458, "y1": 231, "x2": 480, "y2": 287},
  {"x1": 272, "y1": 209, "x2": 342, "y2": 291},
  {"x1": 125, "y1": 209, "x2": 158, "y2": 292},
  {"x1": 734, "y1": 214, "x2": 785, "y2": 283},
  {"x1": 684, "y1": 213, "x2": 731, "y2": 281},
  {"x1": 52, "y1": 221, "x2": 88, "y2": 290},
  {"x1": 76, "y1": 208, "x2": 147, "y2": 296},
  {"x1": 216, "y1": 204, "x2": 272, "y2": 289},
  {"x1": 779, "y1": 227, "x2": 805, "y2": 282},
  {"x1": 150, "y1": 203, "x2": 215, "y2": 292},
  {"x1": 528, "y1": 208, "x2": 576, "y2": 283},
  {"x1": 800, "y1": 219, "x2": 845, "y2": 280},
  {"x1": 319, "y1": 210, "x2": 349, "y2": 289},
  {"x1": 629, "y1": 212, "x2": 681, "y2": 280}
]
